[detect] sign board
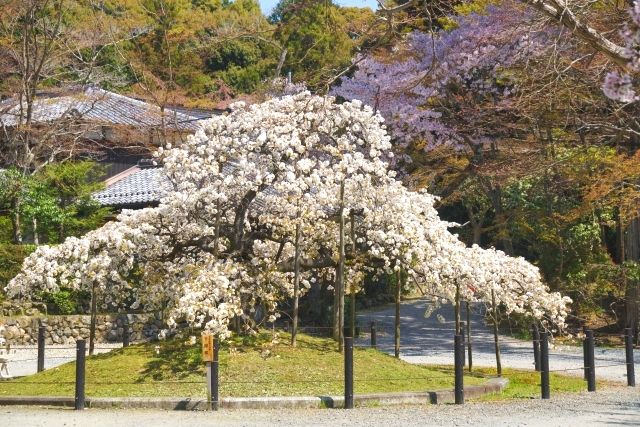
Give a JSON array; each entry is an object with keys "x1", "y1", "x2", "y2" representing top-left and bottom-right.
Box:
[{"x1": 202, "y1": 334, "x2": 214, "y2": 363}]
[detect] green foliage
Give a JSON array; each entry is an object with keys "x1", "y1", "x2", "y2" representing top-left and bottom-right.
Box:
[
  {"x1": 268, "y1": 0, "x2": 295, "y2": 23},
  {"x1": 0, "y1": 161, "x2": 110, "y2": 242},
  {"x1": 2, "y1": 0, "x2": 372, "y2": 98},
  {"x1": 0, "y1": 162, "x2": 111, "y2": 300},
  {"x1": 477, "y1": 144, "x2": 634, "y2": 319},
  {"x1": 116, "y1": 0, "x2": 278, "y2": 96},
  {"x1": 205, "y1": 39, "x2": 278, "y2": 93},
  {"x1": 439, "y1": 0, "x2": 503, "y2": 30},
  {"x1": 0, "y1": 217, "x2": 13, "y2": 243},
  {"x1": 39, "y1": 288, "x2": 79, "y2": 315},
  {"x1": 36, "y1": 287, "x2": 90, "y2": 315},
  {"x1": 0, "y1": 244, "x2": 36, "y2": 291},
  {"x1": 37, "y1": 161, "x2": 112, "y2": 240},
  {"x1": 206, "y1": 40, "x2": 263, "y2": 71},
  {"x1": 273, "y1": 0, "x2": 359, "y2": 87}
]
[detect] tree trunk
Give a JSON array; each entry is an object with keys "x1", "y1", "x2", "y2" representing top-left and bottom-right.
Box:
[
  {"x1": 455, "y1": 281, "x2": 461, "y2": 335},
  {"x1": 622, "y1": 214, "x2": 640, "y2": 340},
  {"x1": 491, "y1": 290, "x2": 502, "y2": 376},
  {"x1": 466, "y1": 301, "x2": 473, "y2": 372},
  {"x1": 274, "y1": 48, "x2": 288, "y2": 79},
  {"x1": 472, "y1": 223, "x2": 482, "y2": 246},
  {"x1": 11, "y1": 201, "x2": 22, "y2": 244},
  {"x1": 89, "y1": 282, "x2": 97, "y2": 356},
  {"x1": 351, "y1": 289, "x2": 356, "y2": 339},
  {"x1": 32, "y1": 217, "x2": 39, "y2": 246},
  {"x1": 212, "y1": 199, "x2": 221, "y2": 257},
  {"x1": 486, "y1": 184, "x2": 513, "y2": 255},
  {"x1": 395, "y1": 269, "x2": 401, "y2": 358},
  {"x1": 291, "y1": 222, "x2": 301, "y2": 347},
  {"x1": 350, "y1": 212, "x2": 356, "y2": 339},
  {"x1": 58, "y1": 220, "x2": 65, "y2": 243},
  {"x1": 465, "y1": 203, "x2": 486, "y2": 246},
  {"x1": 333, "y1": 180, "x2": 346, "y2": 351},
  {"x1": 520, "y1": 0, "x2": 630, "y2": 69},
  {"x1": 58, "y1": 197, "x2": 68, "y2": 243}
]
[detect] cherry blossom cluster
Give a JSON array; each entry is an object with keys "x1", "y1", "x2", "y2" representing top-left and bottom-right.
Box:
[
  {"x1": 6, "y1": 92, "x2": 571, "y2": 335},
  {"x1": 331, "y1": 1, "x2": 560, "y2": 164},
  {"x1": 603, "y1": 0, "x2": 640, "y2": 103}
]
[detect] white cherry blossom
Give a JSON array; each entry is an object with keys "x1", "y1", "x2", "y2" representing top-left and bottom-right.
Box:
[{"x1": 5, "y1": 93, "x2": 571, "y2": 336}]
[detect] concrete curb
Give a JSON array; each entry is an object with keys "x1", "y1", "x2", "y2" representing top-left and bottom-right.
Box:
[{"x1": 0, "y1": 377, "x2": 509, "y2": 410}]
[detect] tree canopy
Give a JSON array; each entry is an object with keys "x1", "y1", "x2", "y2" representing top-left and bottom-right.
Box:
[{"x1": 6, "y1": 93, "x2": 570, "y2": 337}]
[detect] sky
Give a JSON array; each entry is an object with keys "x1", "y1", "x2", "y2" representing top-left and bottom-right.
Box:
[{"x1": 259, "y1": 0, "x2": 378, "y2": 16}]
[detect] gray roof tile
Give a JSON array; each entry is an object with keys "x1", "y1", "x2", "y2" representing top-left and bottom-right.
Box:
[
  {"x1": 0, "y1": 87, "x2": 203, "y2": 132},
  {"x1": 94, "y1": 164, "x2": 278, "y2": 210},
  {"x1": 93, "y1": 167, "x2": 172, "y2": 207}
]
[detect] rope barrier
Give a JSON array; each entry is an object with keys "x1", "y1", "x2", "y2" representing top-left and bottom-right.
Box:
[
  {"x1": 593, "y1": 363, "x2": 631, "y2": 369},
  {"x1": 0, "y1": 381, "x2": 75, "y2": 385},
  {"x1": 5, "y1": 346, "x2": 123, "y2": 351},
  {"x1": 548, "y1": 367, "x2": 586, "y2": 373},
  {"x1": 0, "y1": 373, "x2": 482, "y2": 387}
]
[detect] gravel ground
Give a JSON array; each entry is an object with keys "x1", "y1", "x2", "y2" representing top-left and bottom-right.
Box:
[
  {"x1": 0, "y1": 386, "x2": 638, "y2": 426},
  {"x1": 356, "y1": 299, "x2": 639, "y2": 382},
  {"x1": 0, "y1": 344, "x2": 122, "y2": 377}
]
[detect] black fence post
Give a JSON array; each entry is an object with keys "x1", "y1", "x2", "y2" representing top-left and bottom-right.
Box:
[
  {"x1": 454, "y1": 334, "x2": 464, "y2": 404},
  {"x1": 123, "y1": 325, "x2": 130, "y2": 348},
  {"x1": 466, "y1": 317, "x2": 473, "y2": 373},
  {"x1": 75, "y1": 339, "x2": 86, "y2": 410},
  {"x1": 625, "y1": 328, "x2": 636, "y2": 387},
  {"x1": 540, "y1": 332, "x2": 550, "y2": 399},
  {"x1": 586, "y1": 329, "x2": 596, "y2": 392},
  {"x1": 212, "y1": 338, "x2": 220, "y2": 410},
  {"x1": 37, "y1": 325, "x2": 45, "y2": 373},
  {"x1": 460, "y1": 321, "x2": 466, "y2": 367},
  {"x1": 532, "y1": 323, "x2": 540, "y2": 372},
  {"x1": 583, "y1": 326, "x2": 588, "y2": 380},
  {"x1": 285, "y1": 321, "x2": 290, "y2": 334},
  {"x1": 344, "y1": 336, "x2": 354, "y2": 409},
  {"x1": 370, "y1": 321, "x2": 377, "y2": 349}
]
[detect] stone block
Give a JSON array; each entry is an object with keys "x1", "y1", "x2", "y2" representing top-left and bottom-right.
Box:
[{"x1": 5, "y1": 326, "x2": 20, "y2": 340}]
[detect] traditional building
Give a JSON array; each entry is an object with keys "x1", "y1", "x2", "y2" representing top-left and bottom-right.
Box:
[
  {"x1": 1, "y1": 86, "x2": 221, "y2": 210},
  {"x1": 0, "y1": 86, "x2": 217, "y2": 178}
]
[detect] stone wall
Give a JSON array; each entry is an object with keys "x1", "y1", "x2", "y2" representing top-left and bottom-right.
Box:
[
  {"x1": 0, "y1": 313, "x2": 164, "y2": 345},
  {"x1": 1, "y1": 301, "x2": 46, "y2": 317}
]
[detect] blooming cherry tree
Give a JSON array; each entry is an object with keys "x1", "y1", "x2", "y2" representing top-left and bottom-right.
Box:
[
  {"x1": 6, "y1": 93, "x2": 571, "y2": 341},
  {"x1": 602, "y1": 1, "x2": 640, "y2": 103},
  {"x1": 332, "y1": 1, "x2": 556, "y2": 158}
]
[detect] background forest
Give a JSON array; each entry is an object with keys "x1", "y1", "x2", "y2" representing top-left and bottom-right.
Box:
[{"x1": 0, "y1": 0, "x2": 638, "y2": 335}]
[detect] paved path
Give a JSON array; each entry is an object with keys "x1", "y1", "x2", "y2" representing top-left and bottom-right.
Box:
[
  {"x1": 0, "y1": 344, "x2": 120, "y2": 378},
  {"x1": 356, "y1": 299, "x2": 638, "y2": 382},
  {"x1": 1, "y1": 387, "x2": 638, "y2": 426}
]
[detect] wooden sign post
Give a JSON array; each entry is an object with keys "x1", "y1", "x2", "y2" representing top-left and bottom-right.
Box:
[
  {"x1": 202, "y1": 333, "x2": 219, "y2": 410},
  {"x1": 202, "y1": 334, "x2": 214, "y2": 362}
]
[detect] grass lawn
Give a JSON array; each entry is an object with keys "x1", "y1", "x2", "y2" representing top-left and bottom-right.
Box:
[
  {"x1": 0, "y1": 332, "x2": 487, "y2": 398},
  {"x1": 472, "y1": 367, "x2": 602, "y2": 400},
  {"x1": 0, "y1": 332, "x2": 603, "y2": 400}
]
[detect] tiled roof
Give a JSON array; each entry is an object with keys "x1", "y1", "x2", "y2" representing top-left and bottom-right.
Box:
[
  {"x1": 0, "y1": 87, "x2": 204, "y2": 132},
  {"x1": 94, "y1": 163, "x2": 279, "y2": 210},
  {"x1": 93, "y1": 167, "x2": 172, "y2": 208},
  {"x1": 93, "y1": 163, "x2": 309, "y2": 213}
]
